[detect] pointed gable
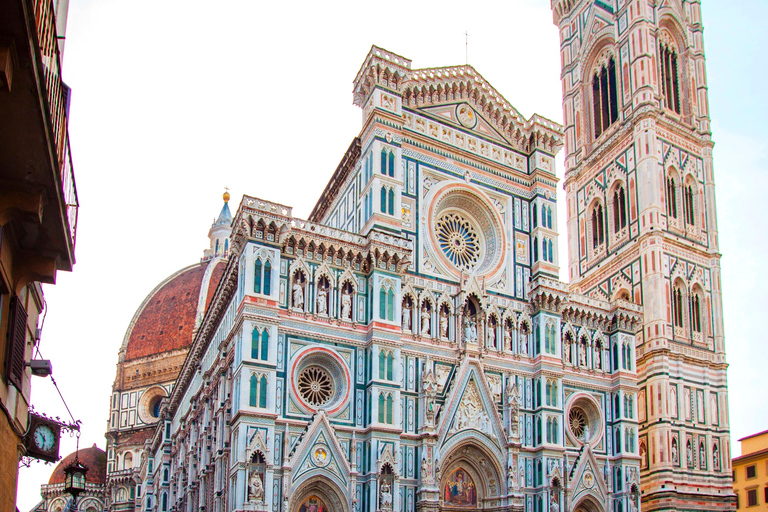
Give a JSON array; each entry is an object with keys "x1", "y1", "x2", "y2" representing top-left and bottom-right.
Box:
[
  {"x1": 289, "y1": 411, "x2": 351, "y2": 489},
  {"x1": 569, "y1": 445, "x2": 609, "y2": 505},
  {"x1": 437, "y1": 360, "x2": 506, "y2": 451}
]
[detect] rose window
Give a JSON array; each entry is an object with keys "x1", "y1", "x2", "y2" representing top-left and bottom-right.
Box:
[
  {"x1": 569, "y1": 408, "x2": 588, "y2": 439},
  {"x1": 436, "y1": 214, "x2": 480, "y2": 272},
  {"x1": 298, "y1": 366, "x2": 334, "y2": 407}
]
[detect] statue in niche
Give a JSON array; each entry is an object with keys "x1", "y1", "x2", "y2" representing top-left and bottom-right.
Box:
[
  {"x1": 686, "y1": 440, "x2": 693, "y2": 467},
  {"x1": 421, "y1": 305, "x2": 431, "y2": 335},
  {"x1": 594, "y1": 344, "x2": 602, "y2": 370},
  {"x1": 579, "y1": 342, "x2": 587, "y2": 366},
  {"x1": 402, "y1": 300, "x2": 411, "y2": 331},
  {"x1": 379, "y1": 482, "x2": 393, "y2": 511},
  {"x1": 713, "y1": 445, "x2": 720, "y2": 470},
  {"x1": 507, "y1": 464, "x2": 516, "y2": 491},
  {"x1": 505, "y1": 379, "x2": 520, "y2": 437},
  {"x1": 341, "y1": 287, "x2": 352, "y2": 320},
  {"x1": 549, "y1": 493, "x2": 560, "y2": 512},
  {"x1": 292, "y1": 278, "x2": 304, "y2": 309},
  {"x1": 519, "y1": 328, "x2": 528, "y2": 355},
  {"x1": 316, "y1": 285, "x2": 328, "y2": 315},
  {"x1": 440, "y1": 307, "x2": 449, "y2": 339},
  {"x1": 421, "y1": 458, "x2": 433, "y2": 485},
  {"x1": 488, "y1": 323, "x2": 496, "y2": 349},
  {"x1": 463, "y1": 317, "x2": 473, "y2": 345},
  {"x1": 248, "y1": 471, "x2": 264, "y2": 502},
  {"x1": 671, "y1": 439, "x2": 679, "y2": 464},
  {"x1": 421, "y1": 363, "x2": 437, "y2": 425},
  {"x1": 504, "y1": 327, "x2": 512, "y2": 350}
]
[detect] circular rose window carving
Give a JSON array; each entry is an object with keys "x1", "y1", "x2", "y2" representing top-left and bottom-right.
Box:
[
  {"x1": 566, "y1": 394, "x2": 603, "y2": 445},
  {"x1": 436, "y1": 213, "x2": 480, "y2": 272},
  {"x1": 569, "y1": 408, "x2": 588, "y2": 439},
  {"x1": 290, "y1": 347, "x2": 351, "y2": 415},
  {"x1": 298, "y1": 366, "x2": 334, "y2": 407},
  {"x1": 428, "y1": 184, "x2": 506, "y2": 277}
]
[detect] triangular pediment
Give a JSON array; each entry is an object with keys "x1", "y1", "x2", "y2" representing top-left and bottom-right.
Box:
[
  {"x1": 289, "y1": 411, "x2": 351, "y2": 488},
  {"x1": 419, "y1": 104, "x2": 509, "y2": 145},
  {"x1": 437, "y1": 360, "x2": 506, "y2": 450},
  {"x1": 568, "y1": 445, "x2": 608, "y2": 504}
]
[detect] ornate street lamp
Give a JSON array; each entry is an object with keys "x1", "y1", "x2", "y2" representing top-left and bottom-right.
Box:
[{"x1": 63, "y1": 436, "x2": 89, "y2": 508}]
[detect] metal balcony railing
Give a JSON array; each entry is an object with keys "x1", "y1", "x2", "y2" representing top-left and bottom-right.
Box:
[{"x1": 31, "y1": 0, "x2": 79, "y2": 247}]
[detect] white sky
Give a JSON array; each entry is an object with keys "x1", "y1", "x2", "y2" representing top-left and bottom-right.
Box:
[{"x1": 17, "y1": 0, "x2": 768, "y2": 508}]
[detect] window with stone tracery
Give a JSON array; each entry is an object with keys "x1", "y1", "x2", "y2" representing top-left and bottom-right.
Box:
[
  {"x1": 592, "y1": 55, "x2": 619, "y2": 138},
  {"x1": 590, "y1": 202, "x2": 605, "y2": 250},
  {"x1": 379, "y1": 349, "x2": 395, "y2": 381},
  {"x1": 612, "y1": 184, "x2": 627, "y2": 233},
  {"x1": 683, "y1": 181, "x2": 696, "y2": 226},
  {"x1": 666, "y1": 174, "x2": 679, "y2": 219},
  {"x1": 378, "y1": 392, "x2": 394, "y2": 424},
  {"x1": 659, "y1": 33, "x2": 681, "y2": 114},
  {"x1": 254, "y1": 258, "x2": 272, "y2": 295},
  {"x1": 672, "y1": 281, "x2": 686, "y2": 330},
  {"x1": 251, "y1": 328, "x2": 268, "y2": 361},
  {"x1": 249, "y1": 373, "x2": 268, "y2": 409}
]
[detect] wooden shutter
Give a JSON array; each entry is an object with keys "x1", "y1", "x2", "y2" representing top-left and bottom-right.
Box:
[{"x1": 6, "y1": 296, "x2": 27, "y2": 390}]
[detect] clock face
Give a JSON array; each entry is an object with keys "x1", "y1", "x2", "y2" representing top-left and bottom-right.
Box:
[{"x1": 33, "y1": 424, "x2": 56, "y2": 452}]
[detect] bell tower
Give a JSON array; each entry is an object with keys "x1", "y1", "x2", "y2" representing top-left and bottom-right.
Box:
[{"x1": 550, "y1": 1, "x2": 733, "y2": 510}]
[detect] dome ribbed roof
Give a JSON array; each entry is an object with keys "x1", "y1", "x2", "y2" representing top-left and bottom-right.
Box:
[
  {"x1": 48, "y1": 445, "x2": 107, "y2": 485},
  {"x1": 123, "y1": 259, "x2": 226, "y2": 361}
]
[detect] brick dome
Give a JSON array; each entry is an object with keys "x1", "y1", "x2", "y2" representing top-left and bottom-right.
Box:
[
  {"x1": 122, "y1": 259, "x2": 226, "y2": 361},
  {"x1": 48, "y1": 445, "x2": 107, "y2": 485}
]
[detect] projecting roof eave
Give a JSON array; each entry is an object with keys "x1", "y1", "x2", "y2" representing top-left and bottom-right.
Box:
[
  {"x1": 732, "y1": 447, "x2": 768, "y2": 464},
  {"x1": 738, "y1": 429, "x2": 768, "y2": 443}
]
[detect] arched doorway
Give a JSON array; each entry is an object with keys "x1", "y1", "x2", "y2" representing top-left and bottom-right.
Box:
[
  {"x1": 572, "y1": 495, "x2": 605, "y2": 512},
  {"x1": 439, "y1": 442, "x2": 504, "y2": 511},
  {"x1": 290, "y1": 477, "x2": 349, "y2": 512}
]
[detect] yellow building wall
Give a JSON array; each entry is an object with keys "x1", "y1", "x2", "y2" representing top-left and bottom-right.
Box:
[{"x1": 734, "y1": 432, "x2": 768, "y2": 510}]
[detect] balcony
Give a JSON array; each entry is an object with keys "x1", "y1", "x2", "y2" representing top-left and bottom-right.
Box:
[{"x1": 0, "y1": 0, "x2": 79, "y2": 281}]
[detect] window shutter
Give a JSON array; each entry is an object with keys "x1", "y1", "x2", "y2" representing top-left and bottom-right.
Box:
[{"x1": 6, "y1": 296, "x2": 27, "y2": 390}]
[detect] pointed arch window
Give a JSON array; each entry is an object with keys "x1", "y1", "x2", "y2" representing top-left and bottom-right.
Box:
[
  {"x1": 380, "y1": 186, "x2": 387, "y2": 213},
  {"x1": 591, "y1": 203, "x2": 605, "y2": 248},
  {"x1": 533, "y1": 236, "x2": 539, "y2": 262},
  {"x1": 379, "y1": 288, "x2": 387, "y2": 320},
  {"x1": 388, "y1": 188, "x2": 395, "y2": 215},
  {"x1": 613, "y1": 185, "x2": 627, "y2": 232},
  {"x1": 249, "y1": 374, "x2": 268, "y2": 408},
  {"x1": 546, "y1": 206, "x2": 552, "y2": 229},
  {"x1": 388, "y1": 151, "x2": 395, "y2": 177},
  {"x1": 378, "y1": 392, "x2": 394, "y2": 424},
  {"x1": 592, "y1": 56, "x2": 619, "y2": 138},
  {"x1": 254, "y1": 259, "x2": 262, "y2": 294},
  {"x1": 666, "y1": 176, "x2": 678, "y2": 218},
  {"x1": 254, "y1": 258, "x2": 272, "y2": 295},
  {"x1": 683, "y1": 183, "x2": 696, "y2": 225},
  {"x1": 548, "y1": 239, "x2": 553, "y2": 262},
  {"x1": 263, "y1": 260, "x2": 271, "y2": 295},
  {"x1": 532, "y1": 204, "x2": 538, "y2": 228},
  {"x1": 672, "y1": 285, "x2": 685, "y2": 328},
  {"x1": 659, "y1": 38, "x2": 681, "y2": 114},
  {"x1": 691, "y1": 293, "x2": 702, "y2": 333},
  {"x1": 381, "y1": 149, "x2": 387, "y2": 175},
  {"x1": 387, "y1": 289, "x2": 395, "y2": 322}
]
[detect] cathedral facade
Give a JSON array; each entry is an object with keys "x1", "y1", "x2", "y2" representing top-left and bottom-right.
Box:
[{"x1": 99, "y1": 3, "x2": 733, "y2": 511}]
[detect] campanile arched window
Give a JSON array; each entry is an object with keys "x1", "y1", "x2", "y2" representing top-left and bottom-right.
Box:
[
  {"x1": 659, "y1": 32, "x2": 681, "y2": 114},
  {"x1": 591, "y1": 203, "x2": 605, "y2": 248},
  {"x1": 592, "y1": 55, "x2": 619, "y2": 138},
  {"x1": 613, "y1": 185, "x2": 627, "y2": 232}
]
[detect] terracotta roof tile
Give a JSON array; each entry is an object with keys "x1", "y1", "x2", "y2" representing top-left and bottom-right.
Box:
[
  {"x1": 49, "y1": 445, "x2": 107, "y2": 485},
  {"x1": 124, "y1": 260, "x2": 225, "y2": 361}
]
